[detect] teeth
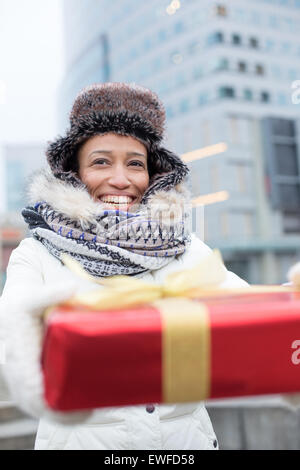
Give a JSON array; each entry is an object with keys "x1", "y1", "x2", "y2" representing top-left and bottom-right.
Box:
[
  {"x1": 100, "y1": 196, "x2": 133, "y2": 203},
  {"x1": 103, "y1": 202, "x2": 129, "y2": 206}
]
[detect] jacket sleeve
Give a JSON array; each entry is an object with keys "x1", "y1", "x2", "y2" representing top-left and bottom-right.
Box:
[
  {"x1": 181, "y1": 234, "x2": 249, "y2": 288},
  {"x1": 0, "y1": 238, "x2": 92, "y2": 424},
  {"x1": 1, "y1": 238, "x2": 45, "y2": 298}
]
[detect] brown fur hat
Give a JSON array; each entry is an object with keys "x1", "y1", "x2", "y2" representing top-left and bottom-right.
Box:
[
  {"x1": 70, "y1": 82, "x2": 165, "y2": 138},
  {"x1": 46, "y1": 82, "x2": 189, "y2": 203}
]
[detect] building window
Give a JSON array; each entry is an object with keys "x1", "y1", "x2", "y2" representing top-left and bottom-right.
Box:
[
  {"x1": 282, "y1": 212, "x2": 300, "y2": 234},
  {"x1": 221, "y1": 58, "x2": 229, "y2": 70},
  {"x1": 207, "y1": 31, "x2": 224, "y2": 46},
  {"x1": 278, "y1": 184, "x2": 300, "y2": 210},
  {"x1": 174, "y1": 21, "x2": 184, "y2": 34},
  {"x1": 275, "y1": 144, "x2": 299, "y2": 176},
  {"x1": 255, "y1": 64, "x2": 264, "y2": 75},
  {"x1": 225, "y1": 259, "x2": 249, "y2": 281},
  {"x1": 238, "y1": 61, "x2": 247, "y2": 72},
  {"x1": 271, "y1": 118, "x2": 295, "y2": 137},
  {"x1": 262, "y1": 117, "x2": 300, "y2": 213},
  {"x1": 216, "y1": 5, "x2": 227, "y2": 17},
  {"x1": 261, "y1": 91, "x2": 270, "y2": 103},
  {"x1": 243, "y1": 89, "x2": 253, "y2": 101},
  {"x1": 249, "y1": 37, "x2": 259, "y2": 48},
  {"x1": 232, "y1": 34, "x2": 241, "y2": 45},
  {"x1": 215, "y1": 32, "x2": 224, "y2": 43},
  {"x1": 219, "y1": 86, "x2": 235, "y2": 98},
  {"x1": 215, "y1": 57, "x2": 229, "y2": 71},
  {"x1": 198, "y1": 92, "x2": 208, "y2": 106}
]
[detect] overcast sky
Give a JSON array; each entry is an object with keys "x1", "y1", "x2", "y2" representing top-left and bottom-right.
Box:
[{"x1": 0, "y1": 0, "x2": 64, "y2": 143}]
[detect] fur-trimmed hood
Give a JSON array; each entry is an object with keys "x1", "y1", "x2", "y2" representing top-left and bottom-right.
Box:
[{"x1": 25, "y1": 168, "x2": 192, "y2": 231}]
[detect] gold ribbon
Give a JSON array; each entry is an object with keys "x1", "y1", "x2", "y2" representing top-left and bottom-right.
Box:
[
  {"x1": 60, "y1": 250, "x2": 298, "y2": 311},
  {"x1": 154, "y1": 297, "x2": 210, "y2": 403},
  {"x1": 61, "y1": 249, "x2": 227, "y2": 310}
]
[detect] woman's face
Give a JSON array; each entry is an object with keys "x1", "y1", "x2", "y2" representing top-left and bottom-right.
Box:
[{"x1": 78, "y1": 133, "x2": 149, "y2": 211}]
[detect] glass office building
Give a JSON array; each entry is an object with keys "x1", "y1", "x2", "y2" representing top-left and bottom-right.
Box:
[{"x1": 60, "y1": 0, "x2": 300, "y2": 283}]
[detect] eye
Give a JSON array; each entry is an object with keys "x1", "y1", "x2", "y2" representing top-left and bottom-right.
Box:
[
  {"x1": 129, "y1": 161, "x2": 145, "y2": 168},
  {"x1": 93, "y1": 159, "x2": 109, "y2": 166}
]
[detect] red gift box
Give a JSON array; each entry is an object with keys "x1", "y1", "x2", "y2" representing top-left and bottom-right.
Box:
[{"x1": 41, "y1": 291, "x2": 300, "y2": 412}]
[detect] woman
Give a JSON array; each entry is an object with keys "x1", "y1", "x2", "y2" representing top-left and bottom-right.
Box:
[{"x1": 0, "y1": 83, "x2": 249, "y2": 450}]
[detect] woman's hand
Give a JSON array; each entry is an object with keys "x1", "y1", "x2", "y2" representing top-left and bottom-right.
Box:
[
  {"x1": 287, "y1": 262, "x2": 300, "y2": 288},
  {"x1": 0, "y1": 282, "x2": 93, "y2": 424}
]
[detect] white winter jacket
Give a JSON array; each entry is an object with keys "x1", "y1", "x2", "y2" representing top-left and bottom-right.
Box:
[{"x1": 0, "y1": 232, "x2": 248, "y2": 450}]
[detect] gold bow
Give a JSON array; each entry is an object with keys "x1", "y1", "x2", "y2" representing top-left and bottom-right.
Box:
[
  {"x1": 60, "y1": 251, "x2": 297, "y2": 311},
  {"x1": 60, "y1": 250, "x2": 227, "y2": 310}
]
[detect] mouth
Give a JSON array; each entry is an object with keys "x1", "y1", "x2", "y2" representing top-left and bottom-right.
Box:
[{"x1": 98, "y1": 195, "x2": 138, "y2": 210}]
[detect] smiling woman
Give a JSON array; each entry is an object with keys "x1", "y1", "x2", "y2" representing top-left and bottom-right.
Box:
[{"x1": 0, "y1": 82, "x2": 249, "y2": 451}]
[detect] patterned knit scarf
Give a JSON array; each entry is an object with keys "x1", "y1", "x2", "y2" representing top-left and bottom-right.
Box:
[{"x1": 22, "y1": 199, "x2": 191, "y2": 278}]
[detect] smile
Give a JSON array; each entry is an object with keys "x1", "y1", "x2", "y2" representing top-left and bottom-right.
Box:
[{"x1": 98, "y1": 195, "x2": 137, "y2": 208}]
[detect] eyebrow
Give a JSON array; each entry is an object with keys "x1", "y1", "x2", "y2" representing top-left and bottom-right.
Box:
[{"x1": 89, "y1": 150, "x2": 147, "y2": 158}]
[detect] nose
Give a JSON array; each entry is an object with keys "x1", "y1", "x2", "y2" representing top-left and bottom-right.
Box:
[{"x1": 108, "y1": 166, "x2": 131, "y2": 189}]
